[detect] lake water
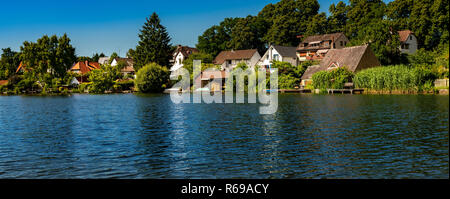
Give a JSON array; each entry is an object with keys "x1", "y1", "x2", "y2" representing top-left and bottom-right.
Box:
[{"x1": 0, "y1": 94, "x2": 448, "y2": 179}]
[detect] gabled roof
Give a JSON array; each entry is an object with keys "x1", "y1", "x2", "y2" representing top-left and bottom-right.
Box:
[
  {"x1": 69, "y1": 61, "x2": 101, "y2": 74},
  {"x1": 0, "y1": 80, "x2": 8, "y2": 86},
  {"x1": 272, "y1": 45, "x2": 297, "y2": 58},
  {"x1": 301, "y1": 45, "x2": 380, "y2": 80},
  {"x1": 398, "y1": 30, "x2": 414, "y2": 42},
  {"x1": 121, "y1": 66, "x2": 135, "y2": 73},
  {"x1": 98, "y1": 57, "x2": 110, "y2": 65},
  {"x1": 113, "y1": 57, "x2": 134, "y2": 66},
  {"x1": 214, "y1": 49, "x2": 259, "y2": 65},
  {"x1": 301, "y1": 32, "x2": 346, "y2": 44},
  {"x1": 174, "y1": 45, "x2": 199, "y2": 58},
  {"x1": 16, "y1": 62, "x2": 27, "y2": 73}
]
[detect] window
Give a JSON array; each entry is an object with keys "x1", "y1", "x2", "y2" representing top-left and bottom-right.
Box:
[
  {"x1": 405, "y1": 44, "x2": 409, "y2": 49},
  {"x1": 344, "y1": 41, "x2": 347, "y2": 46},
  {"x1": 410, "y1": 36, "x2": 412, "y2": 40},
  {"x1": 227, "y1": 60, "x2": 232, "y2": 65},
  {"x1": 273, "y1": 54, "x2": 279, "y2": 61},
  {"x1": 340, "y1": 41, "x2": 343, "y2": 46}
]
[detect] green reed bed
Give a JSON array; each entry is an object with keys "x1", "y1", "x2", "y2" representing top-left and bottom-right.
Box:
[{"x1": 354, "y1": 65, "x2": 436, "y2": 92}]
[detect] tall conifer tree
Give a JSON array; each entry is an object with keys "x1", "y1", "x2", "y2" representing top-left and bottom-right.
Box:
[{"x1": 133, "y1": 12, "x2": 172, "y2": 71}]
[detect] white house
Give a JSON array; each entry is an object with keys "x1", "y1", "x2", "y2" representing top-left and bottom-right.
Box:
[
  {"x1": 258, "y1": 45, "x2": 298, "y2": 72},
  {"x1": 398, "y1": 30, "x2": 418, "y2": 54},
  {"x1": 170, "y1": 45, "x2": 199, "y2": 72},
  {"x1": 213, "y1": 49, "x2": 261, "y2": 71},
  {"x1": 98, "y1": 57, "x2": 110, "y2": 65}
]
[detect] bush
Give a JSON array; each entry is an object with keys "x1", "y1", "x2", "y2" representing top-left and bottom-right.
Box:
[
  {"x1": 354, "y1": 65, "x2": 438, "y2": 92},
  {"x1": 271, "y1": 61, "x2": 317, "y2": 89},
  {"x1": 114, "y1": 80, "x2": 135, "y2": 91},
  {"x1": 312, "y1": 67, "x2": 354, "y2": 89},
  {"x1": 278, "y1": 74, "x2": 299, "y2": 89},
  {"x1": 135, "y1": 63, "x2": 170, "y2": 93},
  {"x1": 78, "y1": 82, "x2": 91, "y2": 93}
]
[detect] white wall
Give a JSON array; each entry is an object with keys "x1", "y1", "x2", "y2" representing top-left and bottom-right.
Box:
[
  {"x1": 170, "y1": 52, "x2": 186, "y2": 71},
  {"x1": 400, "y1": 34, "x2": 418, "y2": 54}
]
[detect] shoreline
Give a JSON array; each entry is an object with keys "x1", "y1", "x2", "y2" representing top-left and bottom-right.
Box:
[{"x1": 1, "y1": 89, "x2": 449, "y2": 97}]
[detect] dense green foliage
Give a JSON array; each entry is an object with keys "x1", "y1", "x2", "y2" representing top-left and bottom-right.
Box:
[
  {"x1": 0, "y1": 48, "x2": 20, "y2": 79},
  {"x1": 196, "y1": 0, "x2": 448, "y2": 66},
  {"x1": 20, "y1": 34, "x2": 76, "y2": 78},
  {"x1": 0, "y1": 34, "x2": 77, "y2": 94},
  {"x1": 131, "y1": 13, "x2": 172, "y2": 71},
  {"x1": 354, "y1": 65, "x2": 437, "y2": 91},
  {"x1": 312, "y1": 67, "x2": 354, "y2": 89},
  {"x1": 272, "y1": 61, "x2": 316, "y2": 89},
  {"x1": 407, "y1": 45, "x2": 449, "y2": 78},
  {"x1": 87, "y1": 65, "x2": 122, "y2": 93},
  {"x1": 197, "y1": 0, "x2": 320, "y2": 56},
  {"x1": 135, "y1": 63, "x2": 170, "y2": 93}
]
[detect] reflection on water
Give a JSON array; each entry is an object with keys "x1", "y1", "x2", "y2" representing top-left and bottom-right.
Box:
[{"x1": 0, "y1": 94, "x2": 448, "y2": 179}]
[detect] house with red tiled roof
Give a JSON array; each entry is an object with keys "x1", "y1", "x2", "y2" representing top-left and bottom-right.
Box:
[
  {"x1": 0, "y1": 80, "x2": 8, "y2": 86},
  {"x1": 213, "y1": 49, "x2": 261, "y2": 71},
  {"x1": 398, "y1": 30, "x2": 418, "y2": 54},
  {"x1": 69, "y1": 61, "x2": 101, "y2": 75},
  {"x1": 297, "y1": 32, "x2": 349, "y2": 62}
]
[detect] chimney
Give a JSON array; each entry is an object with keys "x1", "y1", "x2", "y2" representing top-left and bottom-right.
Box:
[{"x1": 332, "y1": 36, "x2": 335, "y2": 49}]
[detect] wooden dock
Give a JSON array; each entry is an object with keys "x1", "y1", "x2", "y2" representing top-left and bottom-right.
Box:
[
  {"x1": 327, "y1": 89, "x2": 364, "y2": 94},
  {"x1": 279, "y1": 89, "x2": 312, "y2": 93}
]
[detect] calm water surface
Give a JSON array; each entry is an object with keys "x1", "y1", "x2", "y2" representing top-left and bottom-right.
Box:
[{"x1": 0, "y1": 94, "x2": 448, "y2": 179}]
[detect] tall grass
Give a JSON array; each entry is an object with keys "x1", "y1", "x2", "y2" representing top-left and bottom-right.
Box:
[
  {"x1": 354, "y1": 65, "x2": 436, "y2": 92},
  {"x1": 312, "y1": 67, "x2": 354, "y2": 89}
]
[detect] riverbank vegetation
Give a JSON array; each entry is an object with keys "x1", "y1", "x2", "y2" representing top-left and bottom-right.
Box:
[
  {"x1": 1, "y1": 0, "x2": 449, "y2": 95},
  {"x1": 276, "y1": 61, "x2": 316, "y2": 89},
  {"x1": 312, "y1": 68, "x2": 354, "y2": 90},
  {"x1": 196, "y1": 0, "x2": 448, "y2": 66},
  {"x1": 135, "y1": 63, "x2": 170, "y2": 93}
]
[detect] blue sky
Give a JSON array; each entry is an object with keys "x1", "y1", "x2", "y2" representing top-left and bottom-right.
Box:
[{"x1": 0, "y1": 0, "x2": 361, "y2": 57}]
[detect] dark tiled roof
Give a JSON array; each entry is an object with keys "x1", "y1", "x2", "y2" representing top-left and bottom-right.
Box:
[
  {"x1": 302, "y1": 32, "x2": 345, "y2": 43},
  {"x1": 214, "y1": 49, "x2": 258, "y2": 65},
  {"x1": 174, "y1": 46, "x2": 199, "y2": 58},
  {"x1": 297, "y1": 33, "x2": 346, "y2": 51},
  {"x1": 272, "y1": 45, "x2": 297, "y2": 58},
  {"x1": 301, "y1": 45, "x2": 381, "y2": 80},
  {"x1": 300, "y1": 65, "x2": 322, "y2": 80}
]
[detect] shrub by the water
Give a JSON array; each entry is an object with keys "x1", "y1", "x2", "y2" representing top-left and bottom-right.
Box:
[
  {"x1": 354, "y1": 65, "x2": 437, "y2": 92},
  {"x1": 312, "y1": 67, "x2": 354, "y2": 89},
  {"x1": 114, "y1": 80, "x2": 135, "y2": 91},
  {"x1": 135, "y1": 63, "x2": 170, "y2": 93}
]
